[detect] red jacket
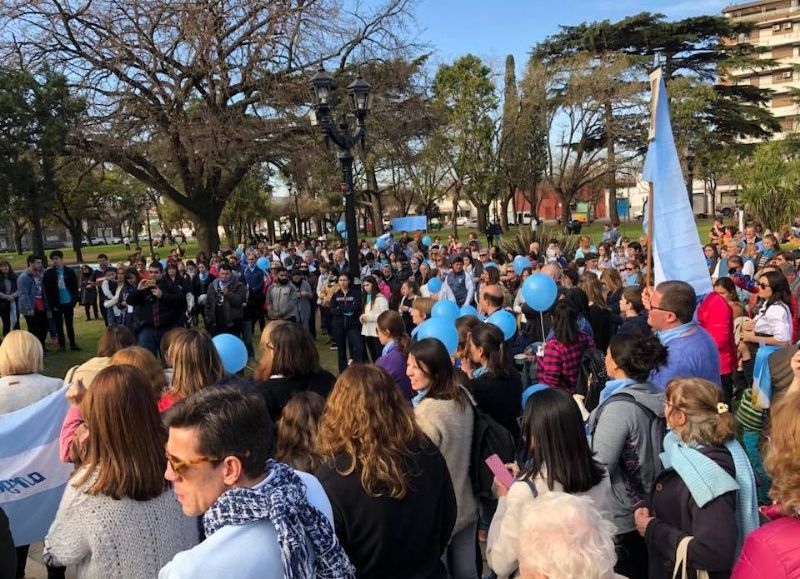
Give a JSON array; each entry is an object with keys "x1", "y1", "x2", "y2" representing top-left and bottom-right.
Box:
[
  {"x1": 697, "y1": 292, "x2": 737, "y2": 375},
  {"x1": 731, "y1": 505, "x2": 800, "y2": 579}
]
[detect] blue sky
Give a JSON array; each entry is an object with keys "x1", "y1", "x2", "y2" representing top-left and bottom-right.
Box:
[{"x1": 414, "y1": 0, "x2": 732, "y2": 72}]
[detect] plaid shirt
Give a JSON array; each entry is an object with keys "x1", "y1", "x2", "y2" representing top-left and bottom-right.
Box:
[{"x1": 537, "y1": 330, "x2": 595, "y2": 393}]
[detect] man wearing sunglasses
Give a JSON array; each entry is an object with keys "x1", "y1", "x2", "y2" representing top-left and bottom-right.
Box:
[
  {"x1": 160, "y1": 386, "x2": 353, "y2": 578},
  {"x1": 645, "y1": 281, "x2": 721, "y2": 392}
]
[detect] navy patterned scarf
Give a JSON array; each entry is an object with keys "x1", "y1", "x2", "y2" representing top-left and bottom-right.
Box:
[{"x1": 203, "y1": 459, "x2": 355, "y2": 579}]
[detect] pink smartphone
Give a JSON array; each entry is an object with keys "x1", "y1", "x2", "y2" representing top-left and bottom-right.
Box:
[{"x1": 485, "y1": 454, "x2": 515, "y2": 489}]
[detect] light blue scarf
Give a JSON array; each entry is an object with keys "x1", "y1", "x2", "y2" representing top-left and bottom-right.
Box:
[
  {"x1": 411, "y1": 388, "x2": 429, "y2": 407},
  {"x1": 472, "y1": 365, "x2": 488, "y2": 379},
  {"x1": 598, "y1": 378, "x2": 636, "y2": 405},
  {"x1": 381, "y1": 340, "x2": 395, "y2": 357},
  {"x1": 661, "y1": 431, "x2": 760, "y2": 555},
  {"x1": 656, "y1": 320, "x2": 697, "y2": 346}
]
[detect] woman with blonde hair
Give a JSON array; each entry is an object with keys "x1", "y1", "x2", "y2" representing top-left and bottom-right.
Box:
[
  {"x1": 578, "y1": 273, "x2": 612, "y2": 352},
  {"x1": 109, "y1": 346, "x2": 168, "y2": 402},
  {"x1": 43, "y1": 365, "x2": 197, "y2": 577},
  {"x1": 156, "y1": 328, "x2": 224, "y2": 412},
  {"x1": 316, "y1": 364, "x2": 456, "y2": 579},
  {"x1": 0, "y1": 329, "x2": 62, "y2": 414},
  {"x1": 635, "y1": 378, "x2": 759, "y2": 579}
]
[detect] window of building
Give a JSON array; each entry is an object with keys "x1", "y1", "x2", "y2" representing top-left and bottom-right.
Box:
[
  {"x1": 774, "y1": 70, "x2": 794, "y2": 82},
  {"x1": 785, "y1": 22, "x2": 794, "y2": 29},
  {"x1": 773, "y1": 45, "x2": 794, "y2": 58},
  {"x1": 780, "y1": 116, "x2": 798, "y2": 132},
  {"x1": 773, "y1": 94, "x2": 795, "y2": 107}
]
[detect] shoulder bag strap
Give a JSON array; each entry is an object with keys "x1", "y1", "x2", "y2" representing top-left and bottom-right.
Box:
[{"x1": 671, "y1": 536, "x2": 710, "y2": 579}]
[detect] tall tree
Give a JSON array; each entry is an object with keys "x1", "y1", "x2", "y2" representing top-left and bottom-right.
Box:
[
  {"x1": 734, "y1": 141, "x2": 800, "y2": 232},
  {"x1": 0, "y1": 67, "x2": 84, "y2": 255},
  {"x1": 533, "y1": 12, "x2": 779, "y2": 221},
  {"x1": 498, "y1": 55, "x2": 521, "y2": 229},
  {"x1": 2, "y1": 0, "x2": 414, "y2": 254},
  {"x1": 516, "y1": 59, "x2": 550, "y2": 225},
  {"x1": 433, "y1": 54, "x2": 499, "y2": 234},
  {"x1": 544, "y1": 54, "x2": 630, "y2": 224}
]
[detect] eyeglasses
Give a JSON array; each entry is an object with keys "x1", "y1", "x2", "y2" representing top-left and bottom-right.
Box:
[
  {"x1": 649, "y1": 305, "x2": 674, "y2": 314},
  {"x1": 165, "y1": 452, "x2": 216, "y2": 475},
  {"x1": 625, "y1": 267, "x2": 635, "y2": 271},
  {"x1": 759, "y1": 283, "x2": 771, "y2": 289}
]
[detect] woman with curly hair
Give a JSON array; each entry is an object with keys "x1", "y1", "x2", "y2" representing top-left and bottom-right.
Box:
[
  {"x1": 275, "y1": 391, "x2": 325, "y2": 473},
  {"x1": 732, "y1": 357, "x2": 800, "y2": 578},
  {"x1": 315, "y1": 364, "x2": 456, "y2": 579}
]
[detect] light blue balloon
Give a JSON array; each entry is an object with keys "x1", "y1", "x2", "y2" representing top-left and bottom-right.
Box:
[
  {"x1": 459, "y1": 304, "x2": 479, "y2": 318},
  {"x1": 159, "y1": 259, "x2": 167, "y2": 268},
  {"x1": 336, "y1": 221, "x2": 346, "y2": 233},
  {"x1": 513, "y1": 255, "x2": 532, "y2": 276},
  {"x1": 340, "y1": 230, "x2": 348, "y2": 241},
  {"x1": 256, "y1": 256, "x2": 270, "y2": 272},
  {"x1": 422, "y1": 235, "x2": 432, "y2": 246},
  {"x1": 427, "y1": 277, "x2": 442, "y2": 294},
  {"x1": 486, "y1": 310, "x2": 517, "y2": 340},
  {"x1": 416, "y1": 318, "x2": 459, "y2": 356},
  {"x1": 432, "y1": 299, "x2": 460, "y2": 320},
  {"x1": 212, "y1": 333, "x2": 249, "y2": 374},
  {"x1": 522, "y1": 273, "x2": 558, "y2": 312},
  {"x1": 375, "y1": 237, "x2": 387, "y2": 250}
]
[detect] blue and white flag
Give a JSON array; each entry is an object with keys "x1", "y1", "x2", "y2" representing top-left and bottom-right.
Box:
[
  {"x1": 0, "y1": 386, "x2": 72, "y2": 545},
  {"x1": 642, "y1": 69, "x2": 713, "y2": 297}
]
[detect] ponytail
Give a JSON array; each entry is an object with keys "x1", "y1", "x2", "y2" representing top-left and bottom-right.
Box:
[{"x1": 376, "y1": 310, "x2": 410, "y2": 355}]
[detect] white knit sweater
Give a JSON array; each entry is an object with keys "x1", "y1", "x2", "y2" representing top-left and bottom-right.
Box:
[
  {"x1": 414, "y1": 396, "x2": 478, "y2": 535},
  {"x1": 44, "y1": 470, "x2": 198, "y2": 579}
]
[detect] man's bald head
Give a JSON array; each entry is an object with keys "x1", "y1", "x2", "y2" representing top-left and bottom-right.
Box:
[
  {"x1": 481, "y1": 283, "x2": 504, "y2": 312},
  {"x1": 541, "y1": 263, "x2": 562, "y2": 283}
]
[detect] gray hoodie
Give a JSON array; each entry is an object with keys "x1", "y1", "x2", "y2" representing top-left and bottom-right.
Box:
[{"x1": 587, "y1": 382, "x2": 665, "y2": 534}]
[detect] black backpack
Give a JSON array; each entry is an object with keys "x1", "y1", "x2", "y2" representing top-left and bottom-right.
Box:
[
  {"x1": 590, "y1": 392, "x2": 666, "y2": 486},
  {"x1": 575, "y1": 348, "x2": 607, "y2": 412},
  {"x1": 469, "y1": 402, "x2": 516, "y2": 499}
]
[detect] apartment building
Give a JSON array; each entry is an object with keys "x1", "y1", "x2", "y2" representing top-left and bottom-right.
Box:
[{"x1": 724, "y1": 0, "x2": 800, "y2": 134}]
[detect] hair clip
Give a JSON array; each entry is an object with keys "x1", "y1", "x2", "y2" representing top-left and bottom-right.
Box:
[{"x1": 717, "y1": 402, "x2": 729, "y2": 415}]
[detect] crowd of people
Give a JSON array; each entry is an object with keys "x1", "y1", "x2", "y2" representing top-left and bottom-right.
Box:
[{"x1": 1, "y1": 219, "x2": 799, "y2": 579}]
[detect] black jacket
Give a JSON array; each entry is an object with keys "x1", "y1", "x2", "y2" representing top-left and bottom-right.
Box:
[
  {"x1": 645, "y1": 445, "x2": 738, "y2": 579},
  {"x1": 316, "y1": 437, "x2": 456, "y2": 579},
  {"x1": 0, "y1": 508, "x2": 15, "y2": 579},
  {"x1": 252, "y1": 370, "x2": 336, "y2": 422},
  {"x1": 127, "y1": 277, "x2": 185, "y2": 330},
  {"x1": 42, "y1": 266, "x2": 79, "y2": 310},
  {"x1": 205, "y1": 278, "x2": 247, "y2": 331},
  {"x1": 330, "y1": 287, "x2": 361, "y2": 329},
  {"x1": 464, "y1": 370, "x2": 523, "y2": 444}
]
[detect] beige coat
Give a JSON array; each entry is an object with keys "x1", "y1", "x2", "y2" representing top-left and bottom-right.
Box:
[{"x1": 414, "y1": 396, "x2": 478, "y2": 535}]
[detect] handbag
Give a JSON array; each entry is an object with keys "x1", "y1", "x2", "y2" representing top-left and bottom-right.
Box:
[{"x1": 672, "y1": 536, "x2": 710, "y2": 579}]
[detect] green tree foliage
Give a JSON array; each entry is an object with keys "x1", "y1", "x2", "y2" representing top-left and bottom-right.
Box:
[
  {"x1": 4, "y1": 0, "x2": 414, "y2": 254},
  {"x1": 733, "y1": 141, "x2": 800, "y2": 232},
  {"x1": 533, "y1": 12, "x2": 779, "y2": 221},
  {"x1": 0, "y1": 67, "x2": 84, "y2": 255},
  {"x1": 433, "y1": 54, "x2": 499, "y2": 234}
]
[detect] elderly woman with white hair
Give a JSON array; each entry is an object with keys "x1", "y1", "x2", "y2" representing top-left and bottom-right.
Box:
[
  {"x1": 0, "y1": 329, "x2": 63, "y2": 414},
  {"x1": 517, "y1": 492, "x2": 623, "y2": 579}
]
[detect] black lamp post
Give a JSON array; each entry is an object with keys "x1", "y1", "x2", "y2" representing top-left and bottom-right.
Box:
[
  {"x1": 686, "y1": 152, "x2": 695, "y2": 211},
  {"x1": 309, "y1": 65, "x2": 372, "y2": 281},
  {"x1": 288, "y1": 181, "x2": 300, "y2": 239}
]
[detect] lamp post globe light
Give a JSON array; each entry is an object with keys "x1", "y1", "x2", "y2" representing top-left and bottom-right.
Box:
[{"x1": 309, "y1": 64, "x2": 372, "y2": 281}]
